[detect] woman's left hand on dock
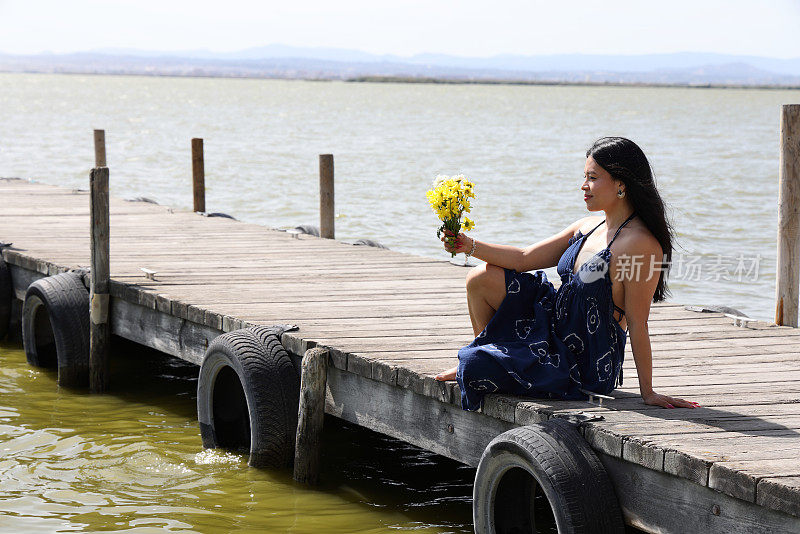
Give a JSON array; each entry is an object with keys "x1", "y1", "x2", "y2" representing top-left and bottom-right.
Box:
[{"x1": 642, "y1": 391, "x2": 700, "y2": 409}]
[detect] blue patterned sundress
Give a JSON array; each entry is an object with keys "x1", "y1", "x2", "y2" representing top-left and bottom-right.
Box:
[{"x1": 455, "y1": 214, "x2": 635, "y2": 411}]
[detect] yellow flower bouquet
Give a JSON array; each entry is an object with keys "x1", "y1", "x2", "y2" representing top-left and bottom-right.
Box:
[{"x1": 425, "y1": 174, "x2": 476, "y2": 257}]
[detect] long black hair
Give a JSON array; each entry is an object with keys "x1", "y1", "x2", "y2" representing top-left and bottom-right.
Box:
[{"x1": 587, "y1": 137, "x2": 674, "y2": 302}]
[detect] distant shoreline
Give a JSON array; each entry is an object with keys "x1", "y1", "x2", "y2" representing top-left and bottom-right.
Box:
[
  {"x1": 346, "y1": 75, "x2": 800, "y2": 91},
  {"x1": 2, "y1": 69, "x2": 799, "y2": 91}
]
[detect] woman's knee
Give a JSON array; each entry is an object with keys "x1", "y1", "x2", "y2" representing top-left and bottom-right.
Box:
[{"x1": 466, "y1": 263, "x2": 506, "y2": 295}]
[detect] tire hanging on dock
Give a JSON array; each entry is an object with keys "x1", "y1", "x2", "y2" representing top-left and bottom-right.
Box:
[
  {"x1": 473, "y1": 419, "x2": 625, "y2": 534},
  {"x1": 197, "y1": 327, "x2": 300, "y2": 468},
  {"x1": 0, "y1": 258, "x2": 12, "y2": 341},
  {"x1": 21, "y1": 272, "x2": 90, "y2": 387}
]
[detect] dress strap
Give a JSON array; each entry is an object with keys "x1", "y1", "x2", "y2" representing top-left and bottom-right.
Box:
[
  {"x1": 585, "y1": 219, "x2": 606, "y2": 237},
  {"x1": 607, "y1": 213, "x2": 636, "y2": 248}
]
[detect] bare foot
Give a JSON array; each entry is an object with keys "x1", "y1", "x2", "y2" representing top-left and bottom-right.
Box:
[{"x1": 435, "y1": 365, "x2": 458, "y2": 381}]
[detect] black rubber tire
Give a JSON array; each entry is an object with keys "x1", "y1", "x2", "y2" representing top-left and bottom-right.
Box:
[
  {"x1": 473, "y1": 419, "x2": 625, "y2": 534},
  {"x1": 696, "y1": 304, "x2": 748, "y2": 317},
  {"x1": 0, "y1": 258, "x2": 11, "y2": 341},
  {"x1": 352, "y1": 238, "x2": 389, "y2": 250},
  {"x1": 293, "y1": 225, "x2": 319, "y2": 237},
  {"x1": 21, "y1": 272, "x2": 90, "y2": 387},
  {"x1": 207, "y1": 212, "x2": 236, "y2": 220},
  {"x1": 197, "y1": 328, "x2": 300, "y2": 468}
]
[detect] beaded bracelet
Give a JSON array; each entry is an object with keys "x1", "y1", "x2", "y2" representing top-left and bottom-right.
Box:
[{"x1": 464, "y1": 237, "x2": 477, "y2": 258}]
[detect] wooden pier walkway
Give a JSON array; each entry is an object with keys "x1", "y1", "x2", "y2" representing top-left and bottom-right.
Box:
[{"x1": 1, "y1": 177, "x2": 799, "y2": 533}]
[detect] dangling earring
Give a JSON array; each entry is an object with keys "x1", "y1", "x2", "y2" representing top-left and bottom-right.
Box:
[{"x1": 617, "y1": 189, "x2": 625, "y2": 198}]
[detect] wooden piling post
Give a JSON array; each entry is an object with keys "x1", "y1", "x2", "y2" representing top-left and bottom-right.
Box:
[
  {"x1": 319, "y1": 154, "x2": 334, "y2": 239},
  {"x1": 294, "y1": 346, "x2": 329, "y2": 485},
  {"x1": 192, "y1": 138, "x2": 205, "y2": 213},
  {"x1": 776, "y1": 105, "x2": 800, "y2": 327},
  {"x1": 89, "y1": 166, "x2": 110, "y2": 392},
  {"x1": 93, "y1": 129, "x2": 106, "y2": 167}
]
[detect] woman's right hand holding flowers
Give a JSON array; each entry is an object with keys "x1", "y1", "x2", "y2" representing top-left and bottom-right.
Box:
[{"x1": 442, "y1": 231, "x2": 473, "y2": 255}]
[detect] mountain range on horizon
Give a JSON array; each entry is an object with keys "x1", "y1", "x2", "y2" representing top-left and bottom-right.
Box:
[{"x1": 2, "y1": 45, "x2": 799, "y2": 86}]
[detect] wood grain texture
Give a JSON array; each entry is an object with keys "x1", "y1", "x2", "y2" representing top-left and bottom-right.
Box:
[
  {"x1": 93, "y1": 130, "x2": 106, "y2": 167},
  {"x1": 777, "y1": 104, "x2": 800, "y2": 327},
  {"x1": 600, "y1": 453, "x2": 800, "y2": 534},
  {"x1": 191, "y1": 138, "x2": 205, "y2": 213},
  {"x1": 294, "y1": 347, "x2": 329, "y2": 485},
  {"x1": 759, "y1": 476, "x2": 800, "y2": 518},
  {"x1": 319, "y1": 154, "x2": 334, "y2": 239},
  {"x1": 324, "y1": 366, "x2": 514, "y2": 467},
  {"x1": 89, "y1": 167, "x2": 110, "y2": 392}
]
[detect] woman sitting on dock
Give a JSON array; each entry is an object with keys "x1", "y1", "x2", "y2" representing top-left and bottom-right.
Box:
[{"x1": 435, "y1": 137, "x2": 699, "y2": 412}]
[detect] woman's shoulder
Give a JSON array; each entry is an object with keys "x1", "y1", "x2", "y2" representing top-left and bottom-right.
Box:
[
  {"x1": 616, "y1": 219, "x2": 662, "y2": 257},
  {"x1": 574, "y1": 215, "x2": 605, "y2": 236}
]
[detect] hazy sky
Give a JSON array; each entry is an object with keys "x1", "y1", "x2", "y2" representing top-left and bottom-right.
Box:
[{"x1": 0, "y1": 0, "x2": 797, "y2": 58}]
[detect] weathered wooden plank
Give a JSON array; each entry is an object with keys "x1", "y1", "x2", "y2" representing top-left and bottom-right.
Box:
[
  {"x1": 631, "y1": 434, "x2": 800, "y2": 486},
  {"x1": 614, "y1": 383, "x2": 800, "y2": 398},
  {"x1": 759, "y1": 476, "x2": 800, "y2": 518},
  {"x1": 297, "y1": 337, "x2": 800, "y2": 360},
  {"x1": 588, "y1": 405, "x2": 800, "y2": 426},
  {"x1": 600, "y1": 453, "x2": 800, "y2": 533},
  {"x1": 578, "y1": 414, "x2": 800, "y2": 502},
  {"x1": 89, "y1": 166, "x2": 111, "y2": 392},
  {"x1": 338, "y1": 354, "x2": 800, "y2": 384},
  {"x1": 294, "y1": 347, "x2": 329, "y2": 485},
  {"x1": 710, "y1": 459, "x2": 800, "y2": 502},
  {"x1": 6, "y1": 263, "x2": 46, "y2": 299},
  {"x1": 109, "y1": 298, "x2": 219, "y2": 365},
  {"x1": 324, "y1": 366, "x2": 514, "y2": 467}
]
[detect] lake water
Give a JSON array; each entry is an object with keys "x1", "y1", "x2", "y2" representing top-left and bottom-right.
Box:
[
  {"x1": 0, "y1": 73, "x2": 797, "y2": 321},
  {"x1": 0, "y1": 339, "x2": 476, "y2": 533},
  {"x1": 0, "y1": 72, "x2": 797, "y2": 532}
]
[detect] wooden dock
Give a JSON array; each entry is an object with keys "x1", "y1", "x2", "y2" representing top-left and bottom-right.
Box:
[{"x1": 1, "y1": 177, "x2": 799, "y2": 533}]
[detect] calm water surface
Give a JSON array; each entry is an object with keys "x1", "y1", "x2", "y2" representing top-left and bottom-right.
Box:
[
  {"x1": 1, "y1": 73, "x2": 798, "y2": 321},
  {"x1": 0, "y1": 338, "x2": 475, "y2": 533}
]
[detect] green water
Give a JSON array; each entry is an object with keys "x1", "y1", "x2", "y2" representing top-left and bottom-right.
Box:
[{"x1": 0, "y1": 337, "x2": 475, "y2": 533}]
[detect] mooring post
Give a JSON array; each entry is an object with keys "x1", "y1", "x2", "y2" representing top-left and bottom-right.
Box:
[
  {"x1": 94, "y1": 129, "x2": 106, "y2": 167},
  {"x1": 192, "y1": 138, "x2": 205, "y2": 213},
  {"x1": 319, "y1": 154, "x2": 334, "y2": 239},
  {"x1": 776, "y1": 104, "x2": 800, "y2": 327},
  {"x1": 294, "y1": 346, "x2": 329, "y2": 485},
  {"x1": 89, "y1": 165, "x2": 110, "y2": 392}
]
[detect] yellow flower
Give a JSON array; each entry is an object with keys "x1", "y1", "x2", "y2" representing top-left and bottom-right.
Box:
[
  {"x1": 426, "y1": 174, "x2": 476, "y2": 226},
  {"x1": 426, "y1": 174, "x2": 477, "y2": 255}
]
